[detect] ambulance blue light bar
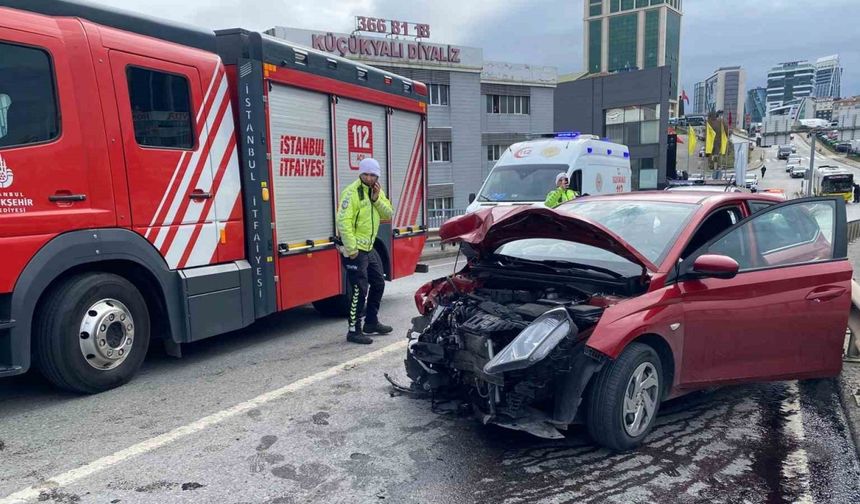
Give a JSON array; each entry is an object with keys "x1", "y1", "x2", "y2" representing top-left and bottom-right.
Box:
[{"x1": 555, "y1": 131, "x2": 580, "y2": 138}]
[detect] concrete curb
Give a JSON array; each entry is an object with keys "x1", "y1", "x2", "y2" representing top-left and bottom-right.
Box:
[{"x1": 837, "y1": 361, "x2": 860, "y2": 462}]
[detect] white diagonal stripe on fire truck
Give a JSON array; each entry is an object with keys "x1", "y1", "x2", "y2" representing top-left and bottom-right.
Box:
[
  {"x1": 186, "y1": 146, "x2": 241, "y2": 268},
  {"x1": 162, "y1": 91, "x2": 235, "y2": 264},
  {"x1": 145, "y1": 65, "x2": 221, "y2": 240},
  {"x1": 396, "y1": 124, "x2": 423, "y2": 228},
  {"x1": 399, "y1": 125, "x2": 424, "y2": 228},
  {"x1": 153, "y1": 74, "x2": 229, "y2": 250}
]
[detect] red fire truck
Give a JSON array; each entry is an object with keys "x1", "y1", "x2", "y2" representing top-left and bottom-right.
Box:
[{"x1": 0, "y1": 0, "x2": 428, "y2": 392}]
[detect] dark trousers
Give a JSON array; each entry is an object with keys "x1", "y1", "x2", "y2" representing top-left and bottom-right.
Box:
[{"x1": 343, "y1": 249, "x2": 385, "y2": 330}]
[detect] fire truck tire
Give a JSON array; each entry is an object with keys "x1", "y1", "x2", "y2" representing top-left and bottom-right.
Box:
[
  {"x1": 312, "y1": 294, "x2": 350, "y2": 317},
  {"x1": 34, "y1": 273, "x2": 151, "y2": 394}
]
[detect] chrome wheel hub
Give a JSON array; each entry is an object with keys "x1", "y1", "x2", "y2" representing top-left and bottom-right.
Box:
[
  {"x1": 79, "y1": 299, "x2": 135, "y2": 370},
  {"x1": 622, "y1": 362, "x2": 659, "y2": 437}
]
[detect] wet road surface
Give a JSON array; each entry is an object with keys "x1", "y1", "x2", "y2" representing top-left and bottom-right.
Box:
[{"x1": 1, "y1": 258, "x2": 860, "y2": 504}]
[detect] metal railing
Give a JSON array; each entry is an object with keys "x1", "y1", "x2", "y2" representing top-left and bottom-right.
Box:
[{"x1": 427, "y1": 208, "x2": 466, "y2": 230}]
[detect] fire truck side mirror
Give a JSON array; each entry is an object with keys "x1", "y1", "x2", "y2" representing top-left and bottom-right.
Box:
[{"x1": 468, "y1": 193, "x2": 476, "y2": 204}]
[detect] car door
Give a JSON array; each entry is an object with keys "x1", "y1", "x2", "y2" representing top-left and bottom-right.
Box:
[{"x1": 678, "y1": 197, "x2": 850, "y2": 385}]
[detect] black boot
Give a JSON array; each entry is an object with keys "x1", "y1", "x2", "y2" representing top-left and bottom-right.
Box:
[
  {"x1": 347, "y1": 322, "x2": 373, "y2": 344},
  {"x1": 363, "y1": 321, "x2": 393, "y2": 335}
]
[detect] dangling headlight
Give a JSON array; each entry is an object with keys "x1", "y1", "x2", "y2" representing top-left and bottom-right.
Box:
[{"x1": 483, "y1": 307, "x2": 575, "y2": 375}]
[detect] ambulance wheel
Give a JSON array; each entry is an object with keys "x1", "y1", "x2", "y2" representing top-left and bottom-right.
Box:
[
  {"x1": 312, "y1": 294, "x2": 350, "y2": 317},
  {"x1": 34, "y1": 273, "x2": 150, "y2": 394}
]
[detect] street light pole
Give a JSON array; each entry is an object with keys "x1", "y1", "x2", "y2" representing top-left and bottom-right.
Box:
[{"x1": 806, "y1": 130, "x2": 817, "y2": 197}]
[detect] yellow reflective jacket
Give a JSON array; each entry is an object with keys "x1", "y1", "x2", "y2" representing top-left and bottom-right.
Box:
[
  {"x1": 336, "y1": 178, "x2": 394, "y2": 255},
  {"x1": 544, "y1": 187, "x2": 577, "y2": 208}
]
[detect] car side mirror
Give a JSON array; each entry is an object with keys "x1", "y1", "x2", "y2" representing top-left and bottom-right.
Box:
[
  {"x1": 468, "y1": 193, "x2": 476, "y2": 204},
  {"x1": 691, "y1": 254, "x2": 739, "y2": 279}
]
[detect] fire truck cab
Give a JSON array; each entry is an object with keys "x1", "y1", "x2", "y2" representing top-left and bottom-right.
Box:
[{"x1": 0, "y1": 0, "x2": 428, "y2": 392}]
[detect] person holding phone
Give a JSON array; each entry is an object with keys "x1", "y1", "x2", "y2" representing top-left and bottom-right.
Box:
[
  {"x1": 544, "y1": 172, "x2": 577, "y2": 209},
  {"x1": 336, "y1": 158, "x2": 394, "y2": 344}
]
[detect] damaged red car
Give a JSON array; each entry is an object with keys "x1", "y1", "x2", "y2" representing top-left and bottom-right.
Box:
[{"x1": 403, "y1": 192, "x2": 851, "y2": 451}]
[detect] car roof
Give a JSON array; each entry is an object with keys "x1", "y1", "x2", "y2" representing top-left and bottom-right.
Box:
[{"x1": 570, "y1": 190, "x2": 782, "y2": 207}]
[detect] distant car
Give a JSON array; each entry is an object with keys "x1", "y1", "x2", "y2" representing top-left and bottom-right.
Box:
[
  {"x1": 791, "y1": 165, "x2": 808, "y2": 178},
  {"x1": 787, "y1": 154, "x2": 802, "y2": 166},
  {"x1": 745, "y1": 173, "x2": 758, "y2": 188},
  {"x1": 786, "y1": 162, "x2": 799, "y2": 173},
  {"x1": 777, "y1": 145, "x2": 792, "y2": 160},
  {"x1": 836, "y1": 142, "x2": 852, "y2": 153}
]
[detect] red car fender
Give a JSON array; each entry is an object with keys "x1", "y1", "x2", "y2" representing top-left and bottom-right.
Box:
[{"x1": 585, "y1": 286, "x2": 686, "y2": 394}]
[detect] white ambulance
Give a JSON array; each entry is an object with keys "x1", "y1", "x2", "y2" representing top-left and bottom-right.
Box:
[{"x1": 466, "y1": 133, "x2": 633, "y2": 213}]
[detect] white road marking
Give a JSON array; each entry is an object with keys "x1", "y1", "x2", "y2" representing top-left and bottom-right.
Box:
[
  {"x1": 0, "y1": 340, "x2": 408, "y2": 504},
  {"x1": 781, "y1": 382, "x2": 814, "y2": 504},
  {"x1": 430, "y1": 260, "x2": 459, "y2": 270}
]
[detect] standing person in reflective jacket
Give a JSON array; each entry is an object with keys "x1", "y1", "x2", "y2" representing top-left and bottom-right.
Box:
[
  {"x1": 545, "y1": 172, "x2": 577, "y2": 209},
  {"x1": 336, "y1": 158, "x2": 394, "y2": 344}
]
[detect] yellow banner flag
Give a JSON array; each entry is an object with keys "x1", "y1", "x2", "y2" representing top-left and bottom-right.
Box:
[
  {"x1": 705, "y1": 122, "x2": 716, "y2": 154},
  {"x1": 720, "y1": 122, "x2": 728, "y2": 155},
  {"x1": 687, "y1": 126, "x2": 697, "y2": 156}
]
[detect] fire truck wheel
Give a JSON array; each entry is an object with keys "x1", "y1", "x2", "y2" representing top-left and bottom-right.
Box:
[
  {"x1": 34, "y1": 273, "x2": 151, "y2": 394},
  {"x1": 312, "y1": 294, "x2": 350, "y2": 317}
]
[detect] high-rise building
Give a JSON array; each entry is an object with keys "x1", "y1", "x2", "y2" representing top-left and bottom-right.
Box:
[
  {"x1": 692, "y1": 81, "x2": 705, "y2": 115},
  {"x1": 746, "y1": 87, "x2": 767, "y2": 124},
  {"x1": 583, "y1": 0, "x2": 683, "y2": 115},
  {"x1": 703, "y1": 66, "x2": 745, "y2": 127},
  {"x1": 814, "y1": 55, "x2": 842, "y2": 99},
  {"x1": 766, "y1": 61, "x2": 814, "y2": 116}
]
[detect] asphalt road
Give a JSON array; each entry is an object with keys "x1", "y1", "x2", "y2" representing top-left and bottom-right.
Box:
[{"x1": 2, "y1": 247, "x2": 860, "y2": 503}]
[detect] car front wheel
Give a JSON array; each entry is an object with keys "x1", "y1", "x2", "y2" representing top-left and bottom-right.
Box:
[{"x1": 586, "y1": 342, "x2": 663, "y2": 451}]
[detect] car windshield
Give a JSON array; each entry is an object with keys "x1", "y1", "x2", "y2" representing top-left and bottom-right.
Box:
[
  {"x1": 562, "y1": 200, "x2": 698, "y2": 265},
  {"x1": 478, "y1": 164, "x2": 567, "y2": 202},
  {"x1": 495, "y1": 239, "x2": 643, "y2": 277}
]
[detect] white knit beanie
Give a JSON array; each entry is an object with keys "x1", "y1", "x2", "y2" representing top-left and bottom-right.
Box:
[{"x1": 358, "y1": 158, "x2": 381, "y2": 177}]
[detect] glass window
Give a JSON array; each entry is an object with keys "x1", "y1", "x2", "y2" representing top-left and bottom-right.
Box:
[
  {"x1": 589, "y1": 0, "x2": 603, "y2": 16},
  {"x1": 430, "y1": 141, "x2": 451, "y2": 163},
  {"x1": 610, "y1": 0, "x2": 620, "y2": 12},
  {"x1": 636, "y1": 0, "x2": 649, "y2": 6},
  {"x1": 640, "y1": 120, "x2": 659, "y2": 144},
  {"x1": 621, "y1": 0, "x2": 634, "y2": 9},
  {"x1": 588, "y1": 20, "x2": 602, "y2": 73},
  {"x1": 650, "y1": 0, "x2": 664, "y2": 4},
  {"x1": 605, "y1": 123, "x2": 624, "y2": 144},
  {"x1": 665, "y1": 11, "x2": 681, "y2": 97},
  {"x1": 487, "y1": 144, "x2": 507, "y2": 162},
  {"x1": 608, "y1": 14, "x2": 638, "y2": 72},
  {"x1": 706, "y1": 201, "x2": 835, "y2": 271},
  {"x1": 127, "y1": 67, "x2": 194, "y2": 149},
  {"x1": 749, "y1": 201, "x2": 775, "y2": 214},
  {"x1": 644, "y1": 9, "x2": 660, "y2": 68},
  {"x1": 624, "y1": 106, "x2": 641, "y2": 123},
  {"x1": 486, "y1": 95, "x2": 529, "y2": 115},
  {"x1": 429, "y1": 83, "x2": 449, "y2": 106},
  {"x1": 0, "y1": 42, "x2": 60, "y2": 149}
]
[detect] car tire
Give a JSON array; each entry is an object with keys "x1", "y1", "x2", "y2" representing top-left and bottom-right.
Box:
[
  {"x1": 586, "y1": 342, "x2": 663, "y2": 451},
  {"x1": 312, "y1": 294, "x2": 350, "y2": 317},
  {"x1": 34, "y1": 273, "x2": 151, "y2": 394}
]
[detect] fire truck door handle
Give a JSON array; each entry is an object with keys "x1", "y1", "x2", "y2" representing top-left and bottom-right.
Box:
[
  {"x1": 188, "y1": 190, "x2": 212, "y2": 201},
  {"x1": 48, "y1": 193, "x2": 87, "y2": 202}
]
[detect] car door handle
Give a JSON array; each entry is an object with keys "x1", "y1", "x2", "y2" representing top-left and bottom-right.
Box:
[
  {"x1": 805, "y1": 287, "x2": 846, "y2": 303},
  {"x1": 48, "y1": 193, "x2": 87, "y2": 202},
  {"x1": 188, "y1": 189, "x2": 212, "y2": 201}
]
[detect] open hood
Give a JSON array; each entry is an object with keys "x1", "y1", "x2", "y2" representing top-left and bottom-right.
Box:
[{"x1": 439, "y1": 205, "x2": 657, "y2": 272}]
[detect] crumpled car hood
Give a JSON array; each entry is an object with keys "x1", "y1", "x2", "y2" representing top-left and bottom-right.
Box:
[{"x1": 439, "y1": 205, "x2": 656, "y2": 272}]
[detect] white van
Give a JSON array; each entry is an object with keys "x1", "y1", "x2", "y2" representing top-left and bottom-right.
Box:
[{"x1": 466, "y1": 133, "x2": 633, "y2": 213}]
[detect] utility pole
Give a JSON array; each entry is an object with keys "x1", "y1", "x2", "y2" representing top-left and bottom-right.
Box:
[{"x1": 807, "y1": 129, "x2": 817, "y2": 197}]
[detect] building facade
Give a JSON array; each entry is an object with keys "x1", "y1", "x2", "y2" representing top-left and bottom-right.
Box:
[
  {"x1": 746, "y1": 87, "x2": 767, "y2": 124},
  {"x1": 766, "y1": 61, "x2": 815, "y2": 116},
  {"x1": 555, "y1": 66, "x2": 671, "y2": 190},
  {"x1": 703, "y1": 66, "x2": 746, "y2": 127},
  {"x1": 692, "y1": 80, "x2": 705, "y2": 115},
  {"x1": 583, "y1": 0, "x2": 682, "y2": 116},
  {"x1": 266, "y1": 26, "x2": 556, "y2": 212},
  {"x1": 814, "y1": 54, "x2": 842, "y2": 99}
]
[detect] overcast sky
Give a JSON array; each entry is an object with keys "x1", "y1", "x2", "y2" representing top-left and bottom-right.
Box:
[{"x1": 90, "y1": 0, "x2": 859, "y2": 99}]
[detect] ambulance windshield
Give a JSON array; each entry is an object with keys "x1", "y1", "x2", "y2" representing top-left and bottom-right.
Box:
[{"x1": 477, "y1": 164, "x2": 568, "y2": 202}]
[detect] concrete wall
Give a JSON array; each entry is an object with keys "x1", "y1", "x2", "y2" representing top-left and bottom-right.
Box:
[
  {"x1": 447, "y1": 71, "x2": 482, "y2": 208},
  {"x1": 554, "y1": 66, "x2": 671, "y2": 187}
]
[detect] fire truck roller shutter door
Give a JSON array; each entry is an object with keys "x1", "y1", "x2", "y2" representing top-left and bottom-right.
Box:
[
  {"x1": 389, "y1": 109, "x2": 424, "y2": 230},
  {"x1": 334, "y1": 98, "x2": 388, "y2": 200},
  {"x1": 268, "y1": 84, "x2": 335, "y2": 247}
]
